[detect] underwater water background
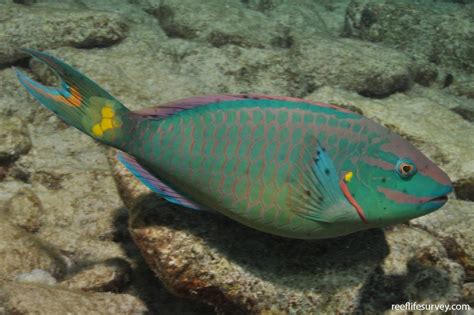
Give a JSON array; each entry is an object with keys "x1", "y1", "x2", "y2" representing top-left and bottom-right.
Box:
[{"x1": 0, "y1": 0, "x2": 473, "y2": 314}]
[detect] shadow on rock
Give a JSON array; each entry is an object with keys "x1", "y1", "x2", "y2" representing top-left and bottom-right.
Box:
[
  {"x1": 112, "y1": 204, "x2": 215, "y2": 315},
  {"x1": 127, "y1": 193, "x2": 391, "y2": 313}
]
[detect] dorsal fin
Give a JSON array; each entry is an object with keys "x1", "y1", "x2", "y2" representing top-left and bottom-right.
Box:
[
  {"x1": 130, "y1": 95, "x2": 249, "y2": 119},
  {"x1": 117, "y1": 151, "x2": 203, "y2": 210},
  {"x1": 130, "y1": 93, "x2": 352, "y2": 120},
  {"x1": 241, "y1": 93, "x2": 353, "y2": 113}
]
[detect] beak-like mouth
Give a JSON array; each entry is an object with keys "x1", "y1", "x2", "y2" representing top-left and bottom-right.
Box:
[
  {"x1": 428, "y1": 195, "x2": 448, "y2": 204},
  {"x1": 427, "y1": 184, "x2": 452, "y2": 205}
]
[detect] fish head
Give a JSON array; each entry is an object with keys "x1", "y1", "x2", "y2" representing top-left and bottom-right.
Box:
[{"x1": 343, "y1": 129, "x2": 453, "y2": 227}]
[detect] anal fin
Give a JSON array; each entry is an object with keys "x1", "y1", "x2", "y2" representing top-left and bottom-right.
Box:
[{"x1": 117, "y1": 152, "x2": 203, "y2": 210}]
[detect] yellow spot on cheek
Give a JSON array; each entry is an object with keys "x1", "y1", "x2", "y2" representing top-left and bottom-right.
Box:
[
  {"x1": 92, "y1": 124, "x2": 103, "y2": 137},
  {"x1": 344, "y1": 171, "x2": 353, "y2": 183},
  {"x1": 101, "y1": 106, "x2": 115, "y2": 118},
  {"x1": 101, "y1": 118, "x2": 113, "y2": 130}
]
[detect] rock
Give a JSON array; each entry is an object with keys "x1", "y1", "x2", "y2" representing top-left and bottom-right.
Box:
[
  {"x1": 258, "y1": 0, "x2": 352, "y2": 37},
  {"x1": 291, "y1": 36, "x2": 415, "y2": 97},
  {"x1": 31, "y1": 43, "x2": 295, "y2": 109},
  {"x1": 412, "y1": 61, "x2": 439, "y2": 87},
  {"x1": 173, "y1": 44, "x2": 296, "y2": 96},
  {"x1": 451, "y1": 104, "x2": 474, "y2": 123},
  {"x1": 0, "y1": 3, "x2": 128, "y2": 65},
  {"x1": 358, "y1": 226, "x2": 464, "y2": 311},
  {"x1": 127, "y1": 193, "x2": 464, "y2": 314},
  {"x1": 15, "y1": 269, "x2": 57, "y2": 286},
  {"x1": 0, "y1": 281, "x2": 147, "y2": 314},
  {"x1": 411, "y1": 199, "x2": 474, "y2": 282},
  {"x1": 35, "y1": 228, "x2": 126, "y2": 265},
  {"x1": 0, "y1": 68, "x2": 42, "y2": 123},
  {"x1": 307, "y1": 86, "x2": 474, "y2": 201},
  {"x1": 129, "y1": 0, "x2": 161, "y2": 15},
  {"x1": 10, "y1": 116, "x2": 128, "y2": 240},
  {"x1": 0, "y1": 116, "x2": 31, "y2": 163},
  {"x1": 78, "y1": 0, "x2": 162, "y2": 24},
  {"x1": 59, "y1": 258, "x2": 131, "y2": 292},
  {"x1": 2, "y1": 187, "x2": 43, "y2": 232},
  {"x1": 243, "y1": 0, "x2": 336, "y2": 36},
  {"x1": 343, "y1": 0, "x2": 474, "y2": 72},
  {"x1": 242, "y1": 0, "x2": 285, "y2": 11},
  {"x1": 157, "y1": 0, "x2": 284, "y2": 48},
  {"x1": 449, "y1": 76, "x2": 474, "y2": 99},
  {"x1": 30, "y1": 34, "x2": 415, "y2": 110},
  {"x1": 464, "y1": 282, "x2": 474, "y2": 305},
  {"x1": 0, "y1": 219, "x2": 67, "y2": 282}
]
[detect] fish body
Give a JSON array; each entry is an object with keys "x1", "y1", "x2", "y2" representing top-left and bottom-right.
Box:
[{"x1": 16, "y1": 50, "x2": 453, "y2": 239}]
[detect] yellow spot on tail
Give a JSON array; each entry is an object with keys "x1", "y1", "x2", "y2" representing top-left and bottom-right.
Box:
[
  {"x1": 101, "y1": 106, "x2": 115, "y2": 118},
  {"x1": 344, "y1": 171, "x2": 353, "y2": 183},
  {"x1": 101, "y1": 118, "x2": 113, "y2": 130},
  {"x1": 92, "y1": 124, "x2": 103, "y2": 137},
  {"x1": 92, "y1": 104, "x2": 119, "y2": 137}
]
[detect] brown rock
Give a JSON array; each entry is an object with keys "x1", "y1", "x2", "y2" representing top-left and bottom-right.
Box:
[
  {"x1": 0, "y1": 116, "x2": 31, "y2": 163},
  {"x1": 3, "y1": 188, "x2": 43, "y2": 232},
  {"x1": 344, "y1": 0, "x2": 474, "y2": 72},
  {"x1": 411, "y1": 199, "x2": 474, "y2": 282},
  {"x1": 0, "y1": 3, "x2": 128, "y2": 64},
  {"x1": 291, "y1": 36, "x2": 415, "y2": 97},
  {"x1": 60, "y1": 258, "x2": 131, "y2": 292},
  {"x1": 463, "y1": 282, "x2": 474, "y2": 305},
  {"x1": 157, "y1": 0, "x2": 282, "y2": 48},
  {"x1": 0, "y1": 281, "x2": 147, "y2": 314},
  {"x1": 0, "y1": 219, "x2": 66, "y2": 282}
]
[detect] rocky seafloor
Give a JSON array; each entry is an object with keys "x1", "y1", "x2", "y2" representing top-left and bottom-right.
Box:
[{"x1": 0, "y1": 0, "x2": 473, "y2": 314}]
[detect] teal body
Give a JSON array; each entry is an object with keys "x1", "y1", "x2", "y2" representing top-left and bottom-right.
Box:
[
  {"x1": 125, "y1": 101, "x2": 366, "y2": 238},
  {"x1": 16, "y1": 50, "x2": 453, "y2": 239}
]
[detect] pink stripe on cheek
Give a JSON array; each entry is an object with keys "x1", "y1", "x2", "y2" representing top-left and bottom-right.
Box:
[
  {"x1": 362, "y1": 157, "x2": 393, "y2": 170},
  {"x1": 378, "y1": 187, "x2": 432, "y2": 204}
]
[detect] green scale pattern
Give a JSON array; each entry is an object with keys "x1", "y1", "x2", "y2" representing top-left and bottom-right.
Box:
[{"x1": 125, "y1": 100, "x2": 366, "y2": 238}]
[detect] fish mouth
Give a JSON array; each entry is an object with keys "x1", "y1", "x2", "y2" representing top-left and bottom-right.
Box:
[
  {"x1": 427, "y1": 194, "x2": 448, "y2": 204},
  {"x1": 421, "y1": 193, "x2": 450, "y2": 212},
  {"x1": 425, "y1": 184, "x2": 452, "y2": 206}
]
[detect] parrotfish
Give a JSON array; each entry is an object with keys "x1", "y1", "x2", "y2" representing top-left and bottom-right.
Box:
[{"x1": 15, "y1": 49, "x2": 453, "y2": 239}]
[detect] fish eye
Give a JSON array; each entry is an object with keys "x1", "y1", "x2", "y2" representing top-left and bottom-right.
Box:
[{"x1": 396, "y1": 159, "x2": 417, "y2": 179}]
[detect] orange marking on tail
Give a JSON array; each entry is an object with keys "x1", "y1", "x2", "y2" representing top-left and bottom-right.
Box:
[
  {"x1": 27, "y1": 81, "x2": 82, "y2": 107},
  {"x1": 67, "y1": 86, "x2": 83, "y2": 107}
]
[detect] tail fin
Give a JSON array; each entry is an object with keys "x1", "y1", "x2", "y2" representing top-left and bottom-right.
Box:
[{"x1": 15, "y1": 49, "x2": 129, "y2": 149}]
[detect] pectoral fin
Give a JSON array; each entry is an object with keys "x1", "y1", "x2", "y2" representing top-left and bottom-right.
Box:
[{"x1": 289, "y1": 138, "x2": 358, "y2": 224}]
